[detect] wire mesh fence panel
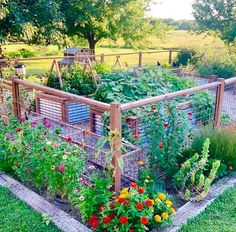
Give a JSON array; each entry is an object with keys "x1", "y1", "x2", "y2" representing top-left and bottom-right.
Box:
[
  {"x1": 119, "y1": 85, "x2": 218, "y2": 180},
  {"x1": 222, "y1": 81, "x2": 236, "y2": 124}
]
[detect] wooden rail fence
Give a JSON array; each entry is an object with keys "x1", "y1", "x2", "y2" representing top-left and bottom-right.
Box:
[{"x1": 1, "y1": 76, "x2": 236, "y2": 193}]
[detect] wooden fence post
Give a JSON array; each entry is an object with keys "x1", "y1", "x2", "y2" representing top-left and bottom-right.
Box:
[
  {"x1": 168, "y1": 49, "x2": 172, "y2": 65},
  {"x1": 12, "y1": 78, "x2": 21, "y2": 119},
  {"x1": 138, "y1": 51, "x2": 142, "y2": 67},
  {"x1": 214, "y1": 78, "x2": 225, "y2": 127},
  {"x1": 101, "y1": 54, "x2": 105, "y2": 63},
  {"x1": 110, "y1": 103, "x2": 122, "y2": 195}
]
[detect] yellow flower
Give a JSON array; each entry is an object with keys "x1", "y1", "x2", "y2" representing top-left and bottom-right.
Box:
[
  {"x1": 121, "y1": 188, "x2": 129, "y2": 194},
  {"x1": 170, "y1": 207, "x2": 176, "y2": 215},
  {"x1": 137, "y1": 160, "x2": 144, "y2": 166},
  {"x1": 119, "y1": 193, "x2": 128, "y2": 199},
  {"x1": 154, "y1": 215, "x2": 162, "y2": 223},
  {"x1": 46, "y1": 141, "x2": 52, "y2": 145},
  {"x1": 161, "y1": 212, "x2": 169, "y2": 220},
  {"x1": 50, "y1": 165, "x2": 55, "y2": 170},
  {"x1": 166, "y1": 200, "x2": 173, "y2": 207},
  {"x1": 62, "y1": 155, "x2": 68, "y2": 160},
  {"x1": 159, "y1": 193, "x2": 166, "y2": 201},
  {"x1": 155, "y1": 197, "x2": 161, "y2": 203}
]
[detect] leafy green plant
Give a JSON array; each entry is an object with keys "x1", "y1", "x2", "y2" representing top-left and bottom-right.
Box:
[
  {"x1": 0, "y1": 116, "x2": 87, "y2": 198},
  {"x1": 144, "y1": 101, "x2": 192, "y2": 177},
  {"x1": 174, "y1": 139, "x2": 221, "y2": 201},
  {"x1": 93, "y1": 63, "x2": 111, "y2": 75},
  {"x1": 47, "y1": 62, "x2": 97, "y2": 95},
  {"x1": 94, "y1": 66, "x2": 195, "y2": 103},
  {"x1": 191, "y1": 127, "x2": 236, "y2": 172}
]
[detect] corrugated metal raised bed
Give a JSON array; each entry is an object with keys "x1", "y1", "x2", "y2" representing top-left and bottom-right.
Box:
[{"x1": 36, "y1": 92, "x2": 90, "y2": 124}]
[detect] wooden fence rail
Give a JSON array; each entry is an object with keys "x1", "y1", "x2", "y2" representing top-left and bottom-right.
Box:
[{"x1": 1, "y1": 76, "x2": 236, "y2": 194}]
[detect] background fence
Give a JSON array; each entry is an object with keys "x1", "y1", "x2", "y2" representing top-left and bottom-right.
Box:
[
  {"x1": 1, "y1": 75, "x2": 236, "y2": 194},
  {"x1": 0, "y1": 50, "x2": 179, "y2": 77}
]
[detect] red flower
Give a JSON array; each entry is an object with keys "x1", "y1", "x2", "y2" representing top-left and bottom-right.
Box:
[
  {"x1": 145, "y1": 199, "x2": 154, "y2": 207},
  {"x1": 110, "y1": 204, "x2": 115, "y2": 209},
  {"x1": 102, "y1": 216, "x2": 112, "y2": 225},
  {"x1": 117, "y1": 198, "x2": 126, "y2": 204},
  {"x1": 89, "y1": 215, "x2": 99, "y2": 229},
  {"x1": 188, "y1": 117, "x2": 193, "y2": 121},
  {"x1": 99, "y1": 205, "x2": 105, "y2": 211},
  {"x1": 138, "y1": 187, "x2": 145, "y2": 194},
  {"x1": 108, "y1": 213, "x2": 116, "y2": 220},
  {"x1": 188, "y1": 112, "x2": 192, "y2": 116},
  {"x1": 141, "y1": 216, "x2": 149, "y2": 225},
  {"x1": 151, "y1": 106, "x2": 157, "y2": 111},
  {"x1": 164, "y1": 122, "x2": 169, "y2": 127},
  {"x1": 66, "y1": 137, "x2": 72, "y2": 143},
  {"x1": 129, "y1": 230, "x2": 134, "y2": 232},
  {"x1": 58, "y1": 164, "x2": 66, "y2": 173},
  {"x1": 136, "y1": 203, "x2": 144, "y2": 211},
  {"x1": 19, "y1": 117, "x2": 26, "y2": 123},
  {"x1": 16, "y1": 127, "x2": 22, "y2": 132},
  {"x1": 159, "y1": 144, "x2": 164, "y2": 149},
  {"x1": 119, "y1": 215, "x2": 128, "y2": 225},
  {"x1": 130, "y1": 182, "x2": 137, "y2": 188}
]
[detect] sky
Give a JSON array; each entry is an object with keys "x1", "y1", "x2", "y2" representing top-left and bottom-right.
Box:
[{"x1": 150, "y1": 0, "x2": 194, "y2": 20}]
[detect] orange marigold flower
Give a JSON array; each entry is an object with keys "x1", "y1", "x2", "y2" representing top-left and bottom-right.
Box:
[{"x1": 84, "y1": 130, "x2": 92, "y2": 136}]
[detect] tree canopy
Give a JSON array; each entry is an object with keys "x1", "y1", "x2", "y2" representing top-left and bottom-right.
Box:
[
  {"x1": 0, "y1": 0, "x2": 170, "y2": 52},
  {"x1": 192, "y1": 0, "x2": 236, "y2": 43}
]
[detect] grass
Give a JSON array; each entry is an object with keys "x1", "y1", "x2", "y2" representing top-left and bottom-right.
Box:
[
  {"x1": 0, "y1": 187, "x2": 60, "y2": 232},
  {"x1": 1, "y1": 30, "x2": 227, "y2": 76},
  {"x1": 179, "y1": 187, "x2": 236, "y2": 232}
]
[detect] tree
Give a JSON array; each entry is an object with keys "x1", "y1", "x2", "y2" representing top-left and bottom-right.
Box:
[
  {"x1": 192, "y1": 0, "x2": 236, "y2": 43},
  {"x1": 61, "y1": 0, "x2": 167, "y2": 52},
  {"x1": 0, "y1": 0, "x2": 64, "y2": 48}
]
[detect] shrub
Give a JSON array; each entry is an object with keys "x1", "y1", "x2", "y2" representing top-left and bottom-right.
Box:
[
  {"x1": 5, "y1": 49, "x2": 36, "y2": 58},
  {"x1": 197, "y1": 61, "x2": 236, "y2": 79},
  {"x1": 191, "y1": 127, "x2": 236, "y2": 173},
  {"x1": 174, "y1": 49, "x2": 198, "y2": 67}
]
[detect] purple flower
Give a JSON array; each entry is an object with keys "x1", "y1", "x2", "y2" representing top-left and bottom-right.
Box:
[
  {"x1": 45, "y1": 123, "x2": 51, "y2": 129},
  {"x1": 31, "y1": 120, "x2": 38, "y2": 128},
  {"x1": 10, "y1": 137, "x2": 15, "y2": 142},
  {"x1": 19, "y1": 117, "x2": 26, "y2": 123},
  {"x1": 6, "y1": 134, "x2": 11, "y2": 140}
]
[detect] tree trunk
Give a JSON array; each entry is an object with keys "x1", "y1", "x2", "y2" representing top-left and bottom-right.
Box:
[{"x1": 88, "y1": 35, "x2": 96, "y2": 55}]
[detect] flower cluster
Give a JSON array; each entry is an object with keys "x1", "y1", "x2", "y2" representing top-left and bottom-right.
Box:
[
  {"x1": 86, "y1": 182, "x2": 175, "y2": 231},
  {"x1": 0, "y1": 116, "x2": 87, "y2": 198}
]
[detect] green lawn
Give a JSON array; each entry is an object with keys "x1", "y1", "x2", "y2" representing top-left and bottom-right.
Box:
[
  {"x1": 2, "y1": 30, "x2": 227, "y2": 76},
  {"x1": 179, "y1": 187, "x2": 236, "y2": 232},
  {"x1": 0, "y1": 187, "x2": 60, "y2": 232}
]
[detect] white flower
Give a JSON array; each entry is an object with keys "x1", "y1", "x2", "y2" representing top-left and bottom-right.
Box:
[
  {"x1": 79, "y1": 195, "x2": 85, "y2": 201},
  {"x1": 88, "y1": 165, "x2": 95, "y2": 170},
  {"x1": 62, "y1": 155, "x2": 68, "y2": 160},
  {"x1": 46, "y1": 141, "x2": 52, "y2": 145}
]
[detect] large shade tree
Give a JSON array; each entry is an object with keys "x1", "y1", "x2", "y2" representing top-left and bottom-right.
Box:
[
  {"x1": 192, "y1": 0, "x2": 236, "y2": 43},
  {"x1": 61, "y1": 0, "x2": 167, "y2": 51}
]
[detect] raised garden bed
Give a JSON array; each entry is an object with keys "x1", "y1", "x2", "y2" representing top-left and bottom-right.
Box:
[{"x1": 36, "y1": 92, "x2": 90, "y2": 124}]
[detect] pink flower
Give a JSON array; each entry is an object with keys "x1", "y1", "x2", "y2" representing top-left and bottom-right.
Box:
[
  {"x1": 19, "y1": 117, "x2": 26, "y2": 123},
  {"x1": 58, "y1": 165, "x2": 66, "y2": 173}
]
